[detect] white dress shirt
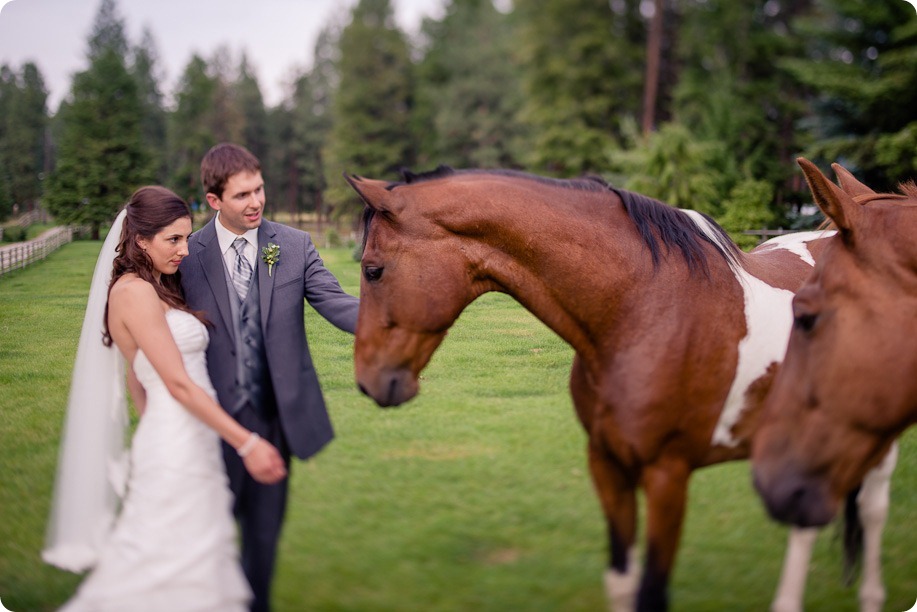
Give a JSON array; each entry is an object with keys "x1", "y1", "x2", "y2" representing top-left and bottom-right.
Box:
[{"x1": 214, "y1": 213, "x2": 259, "y2": 274}]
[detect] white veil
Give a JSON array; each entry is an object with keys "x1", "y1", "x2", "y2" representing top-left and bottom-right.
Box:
[{"x1": 42, "y1": 209, "x2": 131, "y2": 573}]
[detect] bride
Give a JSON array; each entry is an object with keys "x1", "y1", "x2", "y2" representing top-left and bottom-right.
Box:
[{"x1": 43, "y1": 186, "x2": 287, "y2": 611}]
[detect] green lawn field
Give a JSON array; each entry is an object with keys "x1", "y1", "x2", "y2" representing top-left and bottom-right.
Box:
[{"x1": 1, "y1": 241, "x2": 914, "y2": 611}]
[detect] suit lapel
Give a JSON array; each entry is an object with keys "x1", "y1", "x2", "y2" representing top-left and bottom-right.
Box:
[
  {"x1": 196, "y1": 220, "x2": 235, "y2": 340},
  {"x1": 257, "y1": 222, "x2": 277, "y2": 330}
]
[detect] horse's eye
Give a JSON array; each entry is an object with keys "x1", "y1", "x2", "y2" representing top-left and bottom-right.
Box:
[
  {"x1": 363, "y1": 266, "x2": 384, "y2": 282},
  {"x1": 794, "y1": 313, "x2": 818, "y2": 333}
]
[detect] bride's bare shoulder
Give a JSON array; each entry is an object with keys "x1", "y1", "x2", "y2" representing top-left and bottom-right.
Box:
[{"x1": 109, "y1": 274, "x2": 158, "y2": 309}]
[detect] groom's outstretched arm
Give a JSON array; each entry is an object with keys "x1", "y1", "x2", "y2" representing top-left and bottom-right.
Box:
[{"x1": 301, "y1": 233, "x2": 359, "y2": 333}]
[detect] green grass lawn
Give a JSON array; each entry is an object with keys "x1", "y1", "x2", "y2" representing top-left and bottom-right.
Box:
[{"x1": 1, "y1": 241, "x2": 914, "y2": 611}]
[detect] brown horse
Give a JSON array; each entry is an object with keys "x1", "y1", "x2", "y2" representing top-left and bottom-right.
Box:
[
  {"x1": 753, "y1": 159, "x2": 915, "y2": 529},
  {"x1": 346, "y1": 165, "x2": 893, "y2": 611}
]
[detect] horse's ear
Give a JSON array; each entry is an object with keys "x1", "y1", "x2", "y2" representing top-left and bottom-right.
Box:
[
  {"x1": 797, "y1": 157, "x2": 862, "y2": 236},
  {"x1": 831, "y1": 163, "x2": 875, "y2": 201},
  {"x1": 343, "y1": 173, "x2": 401, "y2": 216}
]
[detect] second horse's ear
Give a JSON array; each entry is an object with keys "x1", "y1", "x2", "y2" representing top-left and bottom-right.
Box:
[
  {"x1": 343, "y1": 173, "x2": 404, "y2": 218},
  {"x1": 797, "y1": 158, "x2": 863, "y2": 239},
  {"x1": 831, "y1": 163, "x2": 875, "y2": 201}
]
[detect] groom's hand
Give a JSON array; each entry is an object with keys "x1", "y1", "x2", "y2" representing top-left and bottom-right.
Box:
[{"x1": 243, "y1": 440, "x2": 287, "y2": 484}]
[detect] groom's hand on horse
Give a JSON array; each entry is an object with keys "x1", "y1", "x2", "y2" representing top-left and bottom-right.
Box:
[{"x1": 243, "y1": 440, "x2": 287, "y2": 484}]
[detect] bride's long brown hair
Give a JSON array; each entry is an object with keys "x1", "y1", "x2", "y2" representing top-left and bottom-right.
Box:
[{"x1": 102, "y1": 186, "x2": 208, "y2": 346}]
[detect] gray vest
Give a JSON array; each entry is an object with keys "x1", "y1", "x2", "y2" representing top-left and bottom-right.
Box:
[{"x1": 223, "y1": 262, "x2": 275, "y2": 416}]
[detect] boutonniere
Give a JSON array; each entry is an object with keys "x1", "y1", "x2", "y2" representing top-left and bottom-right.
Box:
[{"x1": 261, "y1": 243, "x2": 280, "y2": 276}]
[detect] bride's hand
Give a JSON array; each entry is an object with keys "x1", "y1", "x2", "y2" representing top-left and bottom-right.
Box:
[{"x1": 241, "y1": 439, "x2": 287, "y2": 484}]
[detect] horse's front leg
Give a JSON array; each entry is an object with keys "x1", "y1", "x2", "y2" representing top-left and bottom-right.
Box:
[
  {"x1": 771, "y1": 527, "x2": 818, "y2": 612},
  {"x1": 856, "y1": 442, "x2": 897, "y2": 612},
  {"x1": 587, "y1": 444, "x2": 639, "y2": 612},
  {"x1": 638, "y1": 458, "x2": 691, "y2": 612}
]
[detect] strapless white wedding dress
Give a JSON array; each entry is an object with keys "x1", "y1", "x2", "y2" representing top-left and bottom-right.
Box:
[{"x1": 61, "y1": 309, "x2": 250, "y2": 612}]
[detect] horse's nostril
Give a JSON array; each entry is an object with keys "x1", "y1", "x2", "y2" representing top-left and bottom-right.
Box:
[
  {"x1": 386, "y1": 376, "x2": 400, "y2": 405},
  {"x1": 358, "y1": 383, "x2": 369, "y2": 397}
]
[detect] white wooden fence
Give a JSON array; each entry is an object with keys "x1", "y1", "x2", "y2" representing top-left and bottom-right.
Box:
[{"x1": 0, "y1": 227, "x2": 76, "y2": 277}]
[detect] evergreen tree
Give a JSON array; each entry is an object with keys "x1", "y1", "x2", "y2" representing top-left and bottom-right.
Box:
[
  {"x1": 132, "y1": 27, "x2": 168, "y2": 182},
  {"x1": 324, "y1": 0, "x2": 414, "y2": 221},
  {"x1": 414, "y1": 0, "x2": 525, "y2": 169},
  {"x1": 168, "y1": 54, "x2": 225, "y2": 203},
  {"x1": 234, "y1": 54, "x2": 269, "y2": 164},
  {"x1": 786, "y1": 0, "x2": 917, "y2": 187},
  {"x1": 514, "y1": 0, "x2": 645, "y2": 175},
  {"x1": 612, "y1": 120, "x2": 722, "y2": 213},
  {"x1": 266, "y1": 103, "x2": 297, "y2": 222},
  {"x1": 0, "y1": 66, "x2": 16, "y2": 219},
  {"x1": 674, "y1": 0, "x2": 811, "y2": 199},
  {"x1": 302, "y1": 25, "x2": 340, "y2": 227},
  {"x1": 269, "y1": 24, "x2": 341, "y2": 228},
  {"x1": 44, "y1": 0, "x2": 151, "y2": 239},
  {"x1": 0, "y1": 62, "x2": 48, "y2": 219}
]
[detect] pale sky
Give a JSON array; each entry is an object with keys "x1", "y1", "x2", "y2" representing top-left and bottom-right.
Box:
[{"x1": 0, "y1": 0, "x2": 448, "y2": 112}]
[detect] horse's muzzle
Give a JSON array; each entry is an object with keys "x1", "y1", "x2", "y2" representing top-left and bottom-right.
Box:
[
  {"x1": 752, "y1": 467, "x2": 837, "y2": 527},
  {"x1": 357, "y1": 368, "x2": 418, "y2": 407}
]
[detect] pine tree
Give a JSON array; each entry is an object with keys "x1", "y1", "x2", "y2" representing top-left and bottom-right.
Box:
[
  {"x1": 324, "y1": 0, "x2": 414, "y2": 220},
  {"x1": 44, "y1": 0, "x2": 151, "y2": 239},
  {"x1": 786, "y1": 0, "x2": 917, "y2": 187},
  {"x1": 268, "y1": 24, "x2": 340, "y2": 229},
  {"x1": 235, "y1": 54, "x2": 269, "y2": 164},
  {"x1": 414, "y1": 0, "x2": 525, "y2": 169},
  {"x1": 674, "y1": 0, "x2": 811, "y2": 196},
  {"x1": 0, "y1": 66, "x2": 16, "y2": 220},
  {"x1": 0, "y1": 62, "x2": 48, "y2": 220},
  {"x1": 168, "y1": 55, "x2": 222, "y2": 203},
  {"x1": 132, "y1": 28, "x2": 168, "y2": 182},
  {"x1": 514, "y1": 0, "x2": 645, "y2": 175}
]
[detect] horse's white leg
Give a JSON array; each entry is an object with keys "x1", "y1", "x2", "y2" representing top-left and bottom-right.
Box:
[
  {"x1": 605, "y1": 546, "x2": 640, "y2": 612},
  {"x1": 771, "y1": 527, "x2": 818, "y2": 612},
  {"x1": 856, "y1": 442, "x2": 898, "y2": 612}
]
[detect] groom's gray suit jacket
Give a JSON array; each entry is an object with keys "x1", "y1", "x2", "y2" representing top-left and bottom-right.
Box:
[{"x1": 180, "y1": 218, "x2": 359, "y2": 460}]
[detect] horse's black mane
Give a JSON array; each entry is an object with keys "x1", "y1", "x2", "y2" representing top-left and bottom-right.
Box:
[{"x1": 363, "y1": 166, "x2": 740, "y2": 275}]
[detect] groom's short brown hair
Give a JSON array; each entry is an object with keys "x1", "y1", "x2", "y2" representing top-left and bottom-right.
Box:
[{"x1": 201, "y1": 143, "x2": 261, "y2": 199}]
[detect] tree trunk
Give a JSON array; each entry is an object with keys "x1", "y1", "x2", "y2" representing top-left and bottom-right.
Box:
[{"x1": 642, "y1": 0, "x2": 665, "y2": 137}]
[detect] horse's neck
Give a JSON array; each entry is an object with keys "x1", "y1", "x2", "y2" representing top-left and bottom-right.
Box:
[{"x1": 458, "y1": 191, "x2": 654, "y2": 361}]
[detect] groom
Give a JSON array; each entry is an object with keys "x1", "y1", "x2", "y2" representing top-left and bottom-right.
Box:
[{"x1": 180, "y1": 143, "x2": 359, "y2": 612}]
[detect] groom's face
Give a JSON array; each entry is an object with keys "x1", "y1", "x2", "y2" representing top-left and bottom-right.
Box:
[{"x1": 208, "y1": 170, "x2": 266, "y2": 235}]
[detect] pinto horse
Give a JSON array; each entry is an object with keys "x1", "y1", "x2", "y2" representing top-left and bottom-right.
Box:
[
  {"x1": 753, "y1": 159, "x2": 914, "y2": 529},
  {"x1": 346, "y1": 165, "x2": 894, "y2": 611}
]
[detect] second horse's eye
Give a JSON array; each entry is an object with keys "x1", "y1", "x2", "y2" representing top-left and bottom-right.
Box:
[
  {"x1": 794, "y1": 313, "x2": 818, "y2": 333},
  {"x1": 363, "y1": 266, "x2": 384, "y2": 282}
]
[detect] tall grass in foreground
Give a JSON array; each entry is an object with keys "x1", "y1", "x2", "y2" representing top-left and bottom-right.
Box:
[{"x1": 0, "y1": 241, "x2": 914, "y2": 611}]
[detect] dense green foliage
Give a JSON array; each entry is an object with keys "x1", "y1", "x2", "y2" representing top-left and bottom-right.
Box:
[
  {"x1": 0, "y1": 62, "x2": 48, "y2": 220},
  {"x1": 414, "y1": 0, "x2": 525, "y2": 169},
  {"x1": 786, "y1": 0, "x2": 917, "y2": 189},
  {"x1": 516, "y1": 0, "x2": 645, "y2": 175},
  {"x1": 2, "y1": 0, "x2": 916, "y2": 234},
  {"x1": 324, "y1": 0, "x2": 415, "y2": 219},
  {"x1": 42, "y1": 0, "x2": 152, "y2": 238}
]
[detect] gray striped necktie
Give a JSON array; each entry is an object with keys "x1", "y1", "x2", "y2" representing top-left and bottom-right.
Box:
[{"x1": 231, "y1": 237, "x2": 253, "y2": 300}]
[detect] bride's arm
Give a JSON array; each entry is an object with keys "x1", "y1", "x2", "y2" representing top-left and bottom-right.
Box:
[
  {"x1": 126, "y1": 365, "x2": 147, "y2": 416},
  {"x1": 109, "y1": 278, "x2": 287, "y2": 484}
]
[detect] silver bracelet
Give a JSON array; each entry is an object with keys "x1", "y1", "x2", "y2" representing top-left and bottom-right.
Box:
[{"x1": 237, "y1": 432, "x2": 260, "y2": 457}]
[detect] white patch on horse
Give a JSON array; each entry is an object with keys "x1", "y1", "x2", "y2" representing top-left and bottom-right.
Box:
[
  {"x1": 755, "y1": 230, "x2": 835, "y2": 266},
  {"x1": 682, "y1": 210, "x2": 798, "y2": 448},
  {"x1": 714, "y1": 265, "x2": 795, "y2": 446},
  {"x1": 605, "y1": 546, "x2": 640, "y2": 612}
]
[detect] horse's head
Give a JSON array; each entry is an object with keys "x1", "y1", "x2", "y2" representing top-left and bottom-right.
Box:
[
  {"x1": 345, "y1": 172, "x2": 481, "y2": 407},
  {"x1": 752, "y1": 158, "x2": 917, "y2": 526}
]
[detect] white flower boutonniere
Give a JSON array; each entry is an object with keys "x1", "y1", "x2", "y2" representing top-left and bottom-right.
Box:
[{"x1": 261, "y1": 243, "x2": 280, "y2": 276}]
